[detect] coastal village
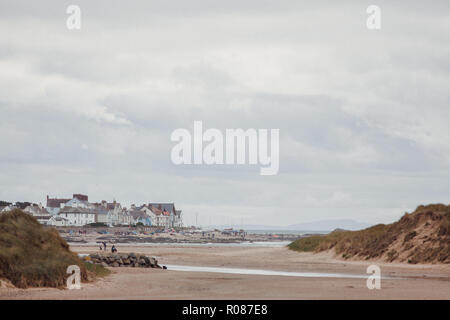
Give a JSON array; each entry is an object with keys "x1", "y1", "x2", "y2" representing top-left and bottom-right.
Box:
[
  {"x1": 0, "y1": 194, "x2": 300, "y2": 244},
  {"x1": 0, "y1": 194, "x2": 183, "y2": 228}
]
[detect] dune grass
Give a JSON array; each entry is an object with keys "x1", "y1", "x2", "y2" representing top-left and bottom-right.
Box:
[
  {"x1": 83, "y1": 261, "x2": 111, "y2": 278},
  {"x1": 289, "y1": 204, "x2": 450, "y2": 263},
  {"x1": 0, "y1": 209, "x2": 108, "y2": 288}
]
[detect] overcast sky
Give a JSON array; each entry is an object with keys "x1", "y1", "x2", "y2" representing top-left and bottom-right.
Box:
[{"x1": 0, "y1": 1, "x2": 449, "y2": 226}]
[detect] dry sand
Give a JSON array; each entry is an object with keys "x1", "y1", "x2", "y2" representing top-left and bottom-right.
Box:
[{"x1": 1, "y1": 244, "x2": 449, "y2": 299}]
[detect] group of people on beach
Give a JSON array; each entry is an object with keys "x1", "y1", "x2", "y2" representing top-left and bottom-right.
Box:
[{"x1": 99, "y1": 241, "x2": 117, "y2": 253}]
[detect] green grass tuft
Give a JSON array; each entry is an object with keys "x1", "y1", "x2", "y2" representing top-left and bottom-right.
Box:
[
  {"x1": 83, "y1": 261, "x2": 111, "y2": 278},
  {"x1": 287, "y1": 235, "x2": 324, "y2": 252}
]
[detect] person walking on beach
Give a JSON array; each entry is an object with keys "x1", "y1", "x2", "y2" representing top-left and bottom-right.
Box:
[{"x1": 102, "y1": 241, "x2": 107, "y2": 251}]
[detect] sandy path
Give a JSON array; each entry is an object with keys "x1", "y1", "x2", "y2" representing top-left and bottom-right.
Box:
[{"x1": 1, "y1": 245, "x2": 449, "y2": 299}]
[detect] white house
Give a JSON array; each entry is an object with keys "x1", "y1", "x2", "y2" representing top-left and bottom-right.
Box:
[
  {"x1": 120, "y1": 209, "x2": 134, "y2": 226},
  {"x1": 138, "y1": 205, "x2": 156, "y2": 225},
  {"x1": 46, "y1": 194, "x2": 89, "y2": 215},
  {"x1": 58, "y1": 207, "x2": 96, "y2": 226},
  {"x1": 24, "y1": 203, "x2": 49, "y2": 215},
  {"x1": 173, "y1": 210, "x2": 183, "y2": 228},
  {"x1": 106, "y1": 201, "x2": 123, "y2": 225},
  {"x1": 93, "y1": 206, "x2": 109, "y2": 225},
  {"x1": 147, "y1": 203, "x2": 183, "y2": 228},
  {"x1": 46, "y1": 195, "x2": 71, "y2": 215},
  {"x1": 127, "y1": 209, "x2": 145, "y2": 226},
  {"x1": 0, "y1": 205, "x2": 16, "y2": 212},
  {"x1": 48, "y1": 215, "x2": 69, "y2": 227},
  {"x1": 148, "y1": 205, "x2": 171, "y2": 228},
  {"x1": 23, "y1": 203, "x2": 52, "y2": 225}
]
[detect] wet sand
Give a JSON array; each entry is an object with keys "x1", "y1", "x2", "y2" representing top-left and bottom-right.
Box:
[{"x1": 1, "y1": 245, "x2": 449, "y2": 299}]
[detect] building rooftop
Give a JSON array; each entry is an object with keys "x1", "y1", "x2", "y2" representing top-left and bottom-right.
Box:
[{"x1": 59, "y1": 207, "x2": 96, "y2": 214}]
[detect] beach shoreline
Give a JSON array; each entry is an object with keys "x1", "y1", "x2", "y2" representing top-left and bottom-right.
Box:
[{"x1": 1, "y1": 243, "x2": 449, "y2": 300}]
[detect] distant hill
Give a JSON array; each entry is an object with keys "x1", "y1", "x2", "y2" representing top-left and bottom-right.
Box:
[
  {"x1": 208, "y1": 219, "x2": 370, "y2": 232},
  {"x1": 289, "y1": 204, "x2": 450, "y2": 264},
  {"x1": 286, "y1": 219, "x2": 370, "y2": 231}
]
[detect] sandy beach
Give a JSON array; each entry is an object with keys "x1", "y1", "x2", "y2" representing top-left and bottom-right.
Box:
[{"x1": 1, "y1": 243, "x2": 449, "y2": 300}]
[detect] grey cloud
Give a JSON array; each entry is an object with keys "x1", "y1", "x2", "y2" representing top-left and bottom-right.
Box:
[{"x1": 0, "y1": 1, "x2": 449, "y2": 226}]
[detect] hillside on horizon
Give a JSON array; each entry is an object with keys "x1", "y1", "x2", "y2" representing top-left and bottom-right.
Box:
[{"x1": 207, "y1": 219, "x2": 371, "y2": 232}]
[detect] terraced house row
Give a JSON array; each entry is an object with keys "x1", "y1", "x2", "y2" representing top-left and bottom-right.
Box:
[{"x1": 0, "y1": 194, "x2": 183, "y2": 228}]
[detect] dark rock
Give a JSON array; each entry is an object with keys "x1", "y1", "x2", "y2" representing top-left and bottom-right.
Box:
[
  {"x1": 88, "y1": 253, "x2": 160, "y2": 268},
  {"x1": 149, "y1": 257, "x2": 157, "y2": 266}
]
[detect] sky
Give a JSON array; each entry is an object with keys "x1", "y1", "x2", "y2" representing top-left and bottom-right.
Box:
[{"x1": 0, "y1": 1, "x2": 449, "y2": 227}]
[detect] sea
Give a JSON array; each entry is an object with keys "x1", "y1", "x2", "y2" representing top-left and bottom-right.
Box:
[{"x1": 246, "y1": 229, "x2": 329, "y2": 235}]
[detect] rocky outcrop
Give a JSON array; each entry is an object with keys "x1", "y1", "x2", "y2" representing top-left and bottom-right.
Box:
[{"x1": 85, "y1": 253, "x2": 163, "y2": 268}]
